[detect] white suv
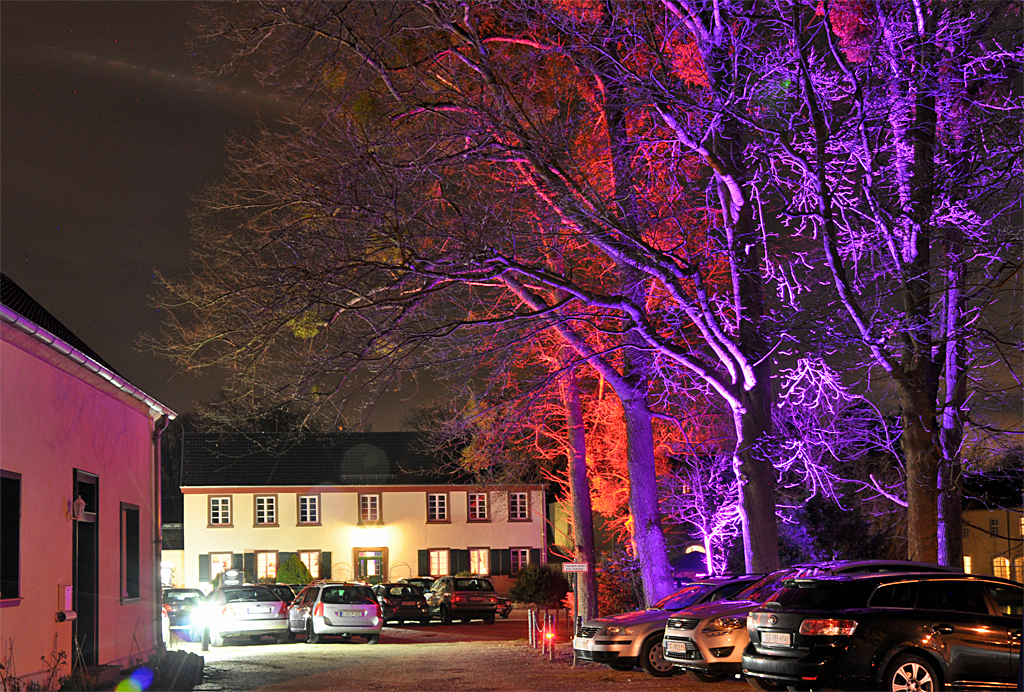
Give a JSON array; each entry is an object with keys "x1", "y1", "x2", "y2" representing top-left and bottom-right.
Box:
[{"x1": 573, "y1": 575, "x2": 762, "y2": 677}]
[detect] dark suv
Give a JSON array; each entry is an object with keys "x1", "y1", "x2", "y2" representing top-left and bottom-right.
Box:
[
  {"x1": 425, "y1": 576, "x2": 498, "y2": 624},
  {"x1": 742, "y1": 572, "x2": 1022, "y2": 691}
]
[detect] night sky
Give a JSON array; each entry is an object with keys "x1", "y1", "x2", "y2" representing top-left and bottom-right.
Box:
[{"x1": 1, "y1": 2, "x2": 297, "y2": 417}]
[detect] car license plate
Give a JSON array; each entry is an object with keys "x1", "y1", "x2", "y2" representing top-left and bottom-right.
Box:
[
  {"x1": 470, "y1": 597, "x2": 483, "y2": 602},
  {"x1": 665, "y1": 641, "x2": 688, "y2": 653},
  {"x1": 401, "y1": 601, "x2": 416, "y2": 606},
  {"x1": 248, "y1": 606, "x2": 271, "y2": 614},
  {"x1": 761, "y1": 631, "x2": 791, "y2": 646},
  {"x1": 340, "y1": 610, "x2": 363, "y2": 617}
]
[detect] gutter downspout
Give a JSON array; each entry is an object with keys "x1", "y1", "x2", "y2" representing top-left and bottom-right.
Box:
[{"x1": 154, "y1": 414, "x2": 170, "y2": 650}]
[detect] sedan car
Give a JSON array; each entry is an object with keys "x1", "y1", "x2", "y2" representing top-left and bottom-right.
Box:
[
  {"x1": 193, "y1": 585, "x2": 290, "y2": 647},
  {"x1": 743, "y1": 572, "x2": 1022, "y2": 691},
  {"x1": 398, "y1": 577, "x2": 435, "y2": 592},
  {"x1": 373, "y1": 582, "x2": 430, "y2": 624},
  {"x1": 426, "y1": 576, "x2": 498, "y2": 624},
  {"x1": 289, "y1": 582, "x2": 383, "y2": 644},
  {"x1": 662, "y1": 560, "x2": 961, "y2": 685},
  {"x1": 573, "y1": 575, "x2": 763, "y2": 677},
  {"x1": 162, "y1": 588, "x2": 205, "y2": 640}
]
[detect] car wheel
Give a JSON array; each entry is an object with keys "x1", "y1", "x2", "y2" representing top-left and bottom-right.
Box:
[
  {"x1": 687, "y1": 670, "x2": 721, "y2": 683},
  {"x1": 209, "y1": 629, "x2": 224, "y2": 648},
  {"x1": 605, "y1": 661, "x2": 635, "y2": 671},
  {"x1": 365, "y1": 634, "x2": 380, "y2": 645},
  {"x1": 483, "y1": 614, "x2": 496, "y2": 625},
  {"x1": 639, "y1": 635, "x2": 675, "y2": 677},
  {"x1": 461, "y1": 617, "x2": 471, "y2": 624},
  {"x1": 305, "y1": 620, "x2": 321, "y2": 645},
  {"x1": 887, "y1": 654, "x2": 940, "y2": 692},
  {"x1": 441, "y1": 605, "x2": 453, "y2": 626},
  {"x1": 420, "y1": 619, "x2": 430, "y2": 626},
  {"x1": 746, "y1": 675, "x2": 787, "y2": 691}
]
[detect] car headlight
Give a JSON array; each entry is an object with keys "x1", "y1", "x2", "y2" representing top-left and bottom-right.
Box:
[
  {"x1": 705, "y1": 617, "x2": 746, "y2": 631},
  {"x1": 602, "y1": 626, "x2": 632, "y2": 635}
]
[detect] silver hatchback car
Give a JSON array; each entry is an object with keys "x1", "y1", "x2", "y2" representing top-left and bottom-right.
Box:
[
  {"x1": 289, "y1": 582, "x2": 383, "y2": 644},
  {"x1": 193, "y1": 585, "x2": 290, "y2": 647},
  {"x1": 573, "y1": 575, "x2": 762, "y2": 677}
]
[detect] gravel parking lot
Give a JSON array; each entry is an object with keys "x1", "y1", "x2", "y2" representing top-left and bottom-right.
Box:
[{"x1": 173, "y1": 616, "x2": 750, "y2": 691}]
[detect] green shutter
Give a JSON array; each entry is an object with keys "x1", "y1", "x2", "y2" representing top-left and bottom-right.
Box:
[
  {"x1": 243, "y1": 553, "x2": 255, "y2": 581},
  {"x1": 199, "y1": 555, "x2": 210, "y2": 582},
  {"x1": 530, "y1": 548, "x2": 541, "y2": 566},
  {"x1": 418, "y1": 550, "x2": 430, "y2": 577},
  {"x1": 278, "y1": 552, "x2": 295, "y2": 576},
  {"x1": 491, "y1": 549, "x2": 511, "y2": 576},
  {"x1": 232, "y1": 553, "x2": 244, "y2": 570},
  {"x1": 321, "y1": 552, "x2": 332, "y2": 579},
  {"x1": 451, "y1": 549, "x2": 470, "y2": 575}
]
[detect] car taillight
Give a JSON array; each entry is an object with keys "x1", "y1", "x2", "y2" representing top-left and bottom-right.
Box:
[
  {"x1": 221, "y1": 605, "x2": 236, "y2": 617},
  {"x1": 488, "y1": 596, "x2": 496, "y2": 603},
  {"x1": 453, "y1": 595, "x2": 465, "y2": 603},
  {"x1": 798, "y1": 618, "x2": 857, "y2": 636},
  {"x1": 162, "y1": 604, "x2": 172, "y2": 615},
  {"x1": 375, "y1": 602, "x2": 382, "y2": 619},
  {"x1": 278, "y1": 602, "x2": 289, "y2": 615},
  {"x1": 313, "y1": 602, "x2": 323, "y2": 617}
]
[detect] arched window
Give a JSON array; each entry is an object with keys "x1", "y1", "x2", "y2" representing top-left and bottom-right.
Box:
[
  {"x1": 992, "y1": 556, "x2": 1010, "y2": 580},
  {"x1": 1014, "y1": 556, "x2": 1023, "y2": 583}
]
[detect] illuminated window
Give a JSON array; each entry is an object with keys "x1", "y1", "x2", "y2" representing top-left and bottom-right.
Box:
[
  {"x1": 468, "y1": 493, "x2": 488, "y2": 521},
  {"x1": 257, "y1": 551, "x2": 278, "y2": 580},
  {"x1": 469, "y1": 548, "x2": 489, "y2": 575},
  {"x1": 429, "y1": 549, "x2": 449, "y2": 577},
  {"x1": 510, "y1": 548, "x2": 529, "y2": 574},
  {"x1": 1014, "y1": 556, "x2": 1023, "y2": 583},
  {"x1": 356, "y1": 550, "x2": 385, "y2": 580},
  {"x1": 210, "y1": 553, "x2": 232, "y2": 581},
  {"x1": 509, "y1": 492, "x2": 529, "y2": 521},
  {"x1": 360, "y1": 494, "x2": 380, "y2": 524},
  {"x1": 992, "y1": 557, "x2": 1010, "y2": 580},
  {"x1": 428, "y1": 493, "x2": 448, "y2": 522},
  {"x1": 963, "y1": 555, "x2": 972, "y2": 573},
  {"x1": 299, "y1": 550, "x2": 320, "y2": 579},
  {"x1": 255, "y1": 496, "x2": 276, "y2": 525},
  {"x1": 1019, "y1": 516, "x2": 1023, "y2": 537},
  {"x1": 209, "y1": 496, "x2": 231, "y2": 526},
  {"x1": 298, "y1": 495, "x2": 319, "y2": 524}
]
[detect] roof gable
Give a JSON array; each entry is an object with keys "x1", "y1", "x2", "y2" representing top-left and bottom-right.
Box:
[{"x1": 181, "y1": 431, "x2": 469, "y2": 487}]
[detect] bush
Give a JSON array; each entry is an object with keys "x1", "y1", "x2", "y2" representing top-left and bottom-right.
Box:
[
  {"x1": 276, "y1": 555, "x2": 314, "y2": 584},
  {"x1": 509, "y1": 564, "x2": 569, "y2": 607},
  {"x1": 596, "y1": 548, "x2": 642, "y2": 614}
]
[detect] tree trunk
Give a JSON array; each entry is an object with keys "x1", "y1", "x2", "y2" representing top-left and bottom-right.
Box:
[
  {"x1": 734, "y1": 376, "x2": 779, "y2": 574},
  {"x1": 562, "y1": 360, "x2": 599, "y2": 620},
  {"x1": 938, "y1": 231, "x2": 966, "y2": 568},
  {"x1": 896, "y1": 377, "x2": 939, "y2": 563}
]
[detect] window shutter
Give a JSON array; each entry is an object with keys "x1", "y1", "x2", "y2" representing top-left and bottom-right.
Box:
[
  {"x1": 491, "y1": 549, "x2": 511, "y2": 576},
  {"x1": 232, "y1": 553, "x2": 244, "y2": 570},
  {"x1": 451, "y1": 549, "x2": 470, "y2": 575},
  {"x1": 199, "y1": 555, "x2": 210, "y2": 582},
  {"x1": 418, "y1": 550, "x2": 430, "y2": 577},
  {"x1": 243, "y1": 553, "x2": 255, "y2": 580},
  {"x1": 530, "y1": 548, "x2": 541, "y2": 566},
  {"x1": 279, "y1": 552, "x2": 295, "y2": 569},
  {"x1": 321, "y1": 552, "x2": 331, "y2": 579}
]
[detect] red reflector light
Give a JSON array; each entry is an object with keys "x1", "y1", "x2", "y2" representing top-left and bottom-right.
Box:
[
  {"x1": 313, "y1": 602, "x2": 323, "y2": 617},
  {"x1": 798, "y1": 619, "x2": 857, "y2": 636},
  {"x1": 545, "y1": 632, "x2": 554, "y2": 639}
]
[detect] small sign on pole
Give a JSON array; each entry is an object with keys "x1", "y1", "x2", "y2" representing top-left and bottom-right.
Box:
[{"x1": 562, "y1": 562, "x2": 589, "y2": 573}]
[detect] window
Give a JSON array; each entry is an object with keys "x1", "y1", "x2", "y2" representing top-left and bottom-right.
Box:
[
  {"x1": 510, "y1": 548, "x2": 529, "y2": 574},
  {"x1": 509, "y1": 492, "x2": 529, "y2": 521},
  {"x1": 992, "y1": 556, "x2": 1010, "y2": 580},
  {"x1": 360, "y1": 494, "x2": 380, "y2": 524},
  {"x1": 429, "y1": 549, "x2": 449, "y2": 577},
  {"x1": 963, "y1": 555, "x2": 972, "y2": 573},
  {"x1": 427, "y1": 493, "x2": 448, "y2": 522},
  {"x1": 256, "y1": 551, "x2": 278, "y2": 580},
  {"x1": 962, "y1": 526, "x2": 970, "y2": 539},
  {"x1": 210, "y1": 553, "x2": 232, "y2": 581},
  {"x1": 120, "y1": 503, "x2": 140, "y2": 600},
  {"x1": 917, "y1": 580, "x2": 988, "y2": 614},
  {"x1": 1014, "y1": 556, "x2": 1023, "y2": 584},
  {"x1": 468, "y1": 493, "x2": 488, "y2": 521},
  {"x1": 469, "y1": 548, "x2": 489, "y2": 575},
  {"x1": 1, "y1": 471, "x2": 21, "y2": 600},
  {"x1": 255, "y1": 496, "x2": 277, "y2": 525},
  {"x1": 298, "y1": 495, "x2": 319, "y2": 524},
  {"x1": 990, "y1": 518, "x2": 1000, "y2": 535},
  {"x1": 299, "y1": 550, "x2": 321, "y2": 579},
  {"x1": 983, "y1": 582, "x2": 1023, "y2": 617},
  {"x1": 1019, "y1": 516, "x2": 1023, "y2": 537},
  {"x1": 356, "y1": 549, "x2": 386, "y2": 580},
  {"x1": 209, "y1": 496, "x2": 231, "y2": 526}
]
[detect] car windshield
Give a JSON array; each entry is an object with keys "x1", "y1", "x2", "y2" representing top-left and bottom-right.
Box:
[
  {"x1": 322, "y1": 586, "x2": 376, "y2": 605},
  {"x1": 652, "y1": 583, "x2": 719, "y2": 610},
  {"x1": 383, "y1": 585, "x2": 419, "y2": 598},
  {"x1": 454, "y1": 578, "x2": 494, "y2": 591},
  {"x1": 164, "y1": 591, "x2": 201, "y2": 605},
  {"x1": 223, "y1": 587, "x2": 279, "y2": 603},
  {"x1": 735, "y1": 570, "x2": 798, "y2": 603}
]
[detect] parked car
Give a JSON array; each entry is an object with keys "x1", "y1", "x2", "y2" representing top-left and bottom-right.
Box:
[
  {"x1": 373, "y1": 582, "x2": 430, "y2": 625},
  {"x1": 266, "y1": 583, "x2": 296, "y2": 605},
  {"x1": 425, "y1": 576, "x2": 498, "y2": 624},
  {"x1": 162, "y1": 588, "x2": 205, "y2": 640},
  {"x1": 743, "y1": 572, "x2": 1022, "y2": 691},
  {"x1": 289, "y1": 581, "x2": 383, "y2": 644},
  {"x1": 192, "y1": 585, "x2": 290, "y2": 647},
  {"x1": 662, "y1": 560, "x2": 961, "y2": 685},
  {"x1": 399, "y1": 577, "x2": 435, "y2": 593},
  {"x1": 496, "y1": 596, "x2": 513, "y2": 619},
  {"x1": 573, "y1": 575, "x2": 763, "y2": 677}
]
